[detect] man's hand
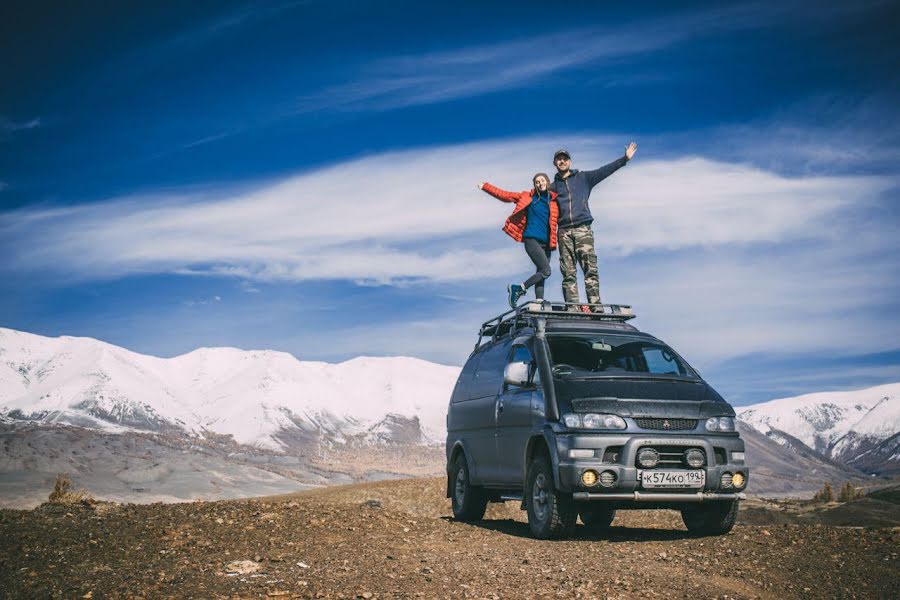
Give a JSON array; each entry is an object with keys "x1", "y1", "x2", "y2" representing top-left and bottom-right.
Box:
[
  {"x1": 477, "y1": 182, "x2": 485, "y2": 189},
  {"x1": 625, "y1": 141, "x2": 637, "y2": 161}
]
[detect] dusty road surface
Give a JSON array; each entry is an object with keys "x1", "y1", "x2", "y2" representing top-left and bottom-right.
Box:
[{"x1": 1, "y1": 477, "x2": 898, "y2": 599}]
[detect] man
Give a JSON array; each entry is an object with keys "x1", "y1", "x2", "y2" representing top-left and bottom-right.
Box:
[{"x1": 550, "y1": 142, "x2": 637, "y2": 312}]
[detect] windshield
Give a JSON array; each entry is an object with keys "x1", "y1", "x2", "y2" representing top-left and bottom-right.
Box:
[{"x1": 547, "y1": 334, "x2": 697, "y2": 379}]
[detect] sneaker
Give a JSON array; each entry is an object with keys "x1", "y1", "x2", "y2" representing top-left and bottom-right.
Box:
[{"x1": 507, "y1": 283, "x2": 526, "y2": 309}]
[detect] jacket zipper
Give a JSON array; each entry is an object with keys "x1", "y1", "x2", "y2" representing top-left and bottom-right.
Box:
[{"x1": 565, "y1": 178, "x2": 573, "y2": 227}]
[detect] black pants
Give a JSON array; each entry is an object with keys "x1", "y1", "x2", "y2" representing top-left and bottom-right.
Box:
[{"x1": 523, "y1": 237, "x2": 552, "y2": 300}]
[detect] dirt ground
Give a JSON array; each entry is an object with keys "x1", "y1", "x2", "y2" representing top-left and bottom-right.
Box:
[{"x1": 1, "y1": 477, "x2": 898, "y2": 599}]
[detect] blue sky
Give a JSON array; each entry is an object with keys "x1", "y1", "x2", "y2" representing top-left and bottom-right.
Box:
[{"x1": 2, "y1": 0, "x2": 899, "y2": 405}]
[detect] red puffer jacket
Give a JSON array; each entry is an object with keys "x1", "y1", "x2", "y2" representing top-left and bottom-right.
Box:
[{"x1": 480, "y1": 183, "x2": 559, "y2": 250}]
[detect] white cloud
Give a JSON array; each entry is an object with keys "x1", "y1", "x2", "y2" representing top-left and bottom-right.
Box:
[{"x1": 1, "y1": 135, "x2": 893, "y2": 287}]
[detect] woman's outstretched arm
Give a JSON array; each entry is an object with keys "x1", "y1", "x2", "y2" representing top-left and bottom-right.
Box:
[{"x1": 478, "y1": 182, "x2": 518, "y2": 203}]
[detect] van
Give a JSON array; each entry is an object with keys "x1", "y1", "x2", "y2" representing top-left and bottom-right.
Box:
[{"x1": 445, "y1": 302, "x2": 748, "y2": 539}]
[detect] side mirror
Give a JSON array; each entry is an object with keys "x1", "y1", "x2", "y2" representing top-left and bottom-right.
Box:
[{"x1": 504, "y1": 361, "x2": 531, "y2": 387}]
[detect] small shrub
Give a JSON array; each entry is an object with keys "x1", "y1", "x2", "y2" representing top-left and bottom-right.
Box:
[
  {"x1": 813, "y1": 481, "x2": 834, "y2": 502},
  {"x1": 48, "y1": 473, "x2": 94, "y2": 505}
]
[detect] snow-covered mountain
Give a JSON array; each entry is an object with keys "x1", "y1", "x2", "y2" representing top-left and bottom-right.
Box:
[
  {"x1": 737, "y1": 383, "x2": 900, "y2": 475},
  {"x1": 0, "y1": 328, "x2": 460, "y2": 451}
]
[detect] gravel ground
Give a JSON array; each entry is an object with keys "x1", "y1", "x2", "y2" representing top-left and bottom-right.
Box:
[{"x1": 1, "y1": 477, "x2": 898, "y2": 599}]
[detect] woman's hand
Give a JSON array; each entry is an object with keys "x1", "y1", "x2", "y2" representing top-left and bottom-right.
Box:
[{"x1": 477, "y1": 182, "x2": 485, "y2": 190}]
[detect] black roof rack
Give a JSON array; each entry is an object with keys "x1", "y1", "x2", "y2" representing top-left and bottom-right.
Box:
[{"x1": 475, "y1": 301, "x2": 635, "y2": 348}]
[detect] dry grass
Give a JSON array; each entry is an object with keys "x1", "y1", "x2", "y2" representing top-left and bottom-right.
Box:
[{"x1": 47, "y1": 473, "x2": 94, "y2": 506}]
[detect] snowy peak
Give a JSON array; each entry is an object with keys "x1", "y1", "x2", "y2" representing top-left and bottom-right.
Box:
[
  {"x1": 737, "y1": 383, "x2": 900, "y2": 475},
  {"x1": 0, "y1": 328, "x2": 460, "y2": 451}
]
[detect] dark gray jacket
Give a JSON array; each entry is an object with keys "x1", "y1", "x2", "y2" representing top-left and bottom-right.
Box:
[{"x1": 550, "y1": 156, "x2": 628, "y2": 229}]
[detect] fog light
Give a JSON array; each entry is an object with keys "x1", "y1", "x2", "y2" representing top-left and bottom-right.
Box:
[
  {"x1": 569, "y1": 449, "x2": 594, "y2": 459},
  {"x1": 599, "y1": 470, "x2": 617, "y2": 487},
  {"x1": 581, "y1": 470, "x2": 599, "y2": 486},
  {"x1": 720, "y1": 472, "x2": 733, "y2": 488},
  {"x1": 732, "y1": 472, "x2": 745, "y2": 488},
  {"x1": 637, "y1": 448, "x2": 659, "y2": 468},
  {"x1": 684, "y1": 448, "x2": 705, "y2": 468}
]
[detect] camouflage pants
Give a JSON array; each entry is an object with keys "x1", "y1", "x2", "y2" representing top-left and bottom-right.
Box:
[{"x1": 558, "y1": 224, "x2": 601, "y2": 306}]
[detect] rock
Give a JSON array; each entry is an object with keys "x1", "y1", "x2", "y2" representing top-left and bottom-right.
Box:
[
  {"x1": 365, "y1": 499, "x2": 383, "y2": 509},
  {"x1": 224, "y1": 560, "x2": 261, "y2": 575}
]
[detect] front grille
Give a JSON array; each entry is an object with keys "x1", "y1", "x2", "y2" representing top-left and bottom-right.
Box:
[
  {"x1": 636, "y1": 445, "x2": 706, "y2": 469},
  {"x1": 634, "y1": 418, "x2": 697, "y2": 431}
]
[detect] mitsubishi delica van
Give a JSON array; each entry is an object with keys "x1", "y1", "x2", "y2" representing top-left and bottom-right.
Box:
[{"x1": 445, "y1": 302, "x2": 749, "y2": 539}]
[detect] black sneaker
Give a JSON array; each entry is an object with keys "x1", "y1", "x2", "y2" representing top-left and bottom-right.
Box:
[{"x1": 507, "y1": 283, "x2": 526, "y2": 308}]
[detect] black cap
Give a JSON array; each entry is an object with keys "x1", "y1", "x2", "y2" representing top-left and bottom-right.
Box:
[{"x1": 553, "y1": 149, "x2": 570, "y2": 160}]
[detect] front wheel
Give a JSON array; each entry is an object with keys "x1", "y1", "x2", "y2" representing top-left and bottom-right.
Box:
[
  {"x1": 526, "y1": 455, "x2": 577, "y2": 539},
  {"x1": 449, "y1": 455, "x2": 488, "y2": 521},
  {"x1": 681, "y1": 500, "x2": 739, "y2": 536}
]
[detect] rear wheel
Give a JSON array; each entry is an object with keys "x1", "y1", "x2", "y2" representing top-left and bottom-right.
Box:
[
  {"x1": 526, "y1": 455, "x2": 577, "y2": 539},
  {"x1": 449, "y1": 455, "x2": 488, "y2": 521},
  {"x1": 579, "y1": 507, "x2": 616, "y2": 530},
  {"x1": 681, "y1": 500, "x2": 739, "y2": 535}
]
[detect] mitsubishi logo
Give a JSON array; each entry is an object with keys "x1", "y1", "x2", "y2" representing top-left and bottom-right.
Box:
[{"x1": 662, "y1": 420, "x2": 671, "y2": 429}]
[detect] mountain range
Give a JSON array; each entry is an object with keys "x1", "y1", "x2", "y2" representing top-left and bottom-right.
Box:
[
  {"x1": 737, "y1": 383, "x2": 900, "y2": 477},
  {"x1": 1, "y1": 327, "x2": 897, "y2": 505},
  {"x1": 0, "y1": 327, "x2": 458, "y2": 450}
]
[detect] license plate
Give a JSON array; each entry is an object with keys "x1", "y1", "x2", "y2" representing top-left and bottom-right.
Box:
[{"x1": 641, "y1": 469, "x2": 705, "y2": 489}]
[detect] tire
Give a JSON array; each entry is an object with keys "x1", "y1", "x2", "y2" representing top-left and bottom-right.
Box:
[
  {"x1": 526, "y1": 454, "x2": 577, "y2": 539},
  {"x1": 449, "y1": 455, "x2": 488, "y2": 521},
  {"x1": 579, "y1": 506, "x2": 616, "y2": 530},
  {"x1": 681, "y1": 500, "x2": 739, "y2": 536}
]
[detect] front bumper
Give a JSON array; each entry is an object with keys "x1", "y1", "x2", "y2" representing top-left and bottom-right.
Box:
[{"x1": 555, "y1": 433, "x2": 749, "y2": 500}]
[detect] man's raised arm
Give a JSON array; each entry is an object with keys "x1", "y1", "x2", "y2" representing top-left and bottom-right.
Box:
[{"x1": 584, "y1": 141, "x2": 637, "y2": 188}]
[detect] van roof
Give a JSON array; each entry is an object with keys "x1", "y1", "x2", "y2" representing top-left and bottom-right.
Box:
[{"x1": 475, "y1": 301, "x2": 639, "y2": 348}]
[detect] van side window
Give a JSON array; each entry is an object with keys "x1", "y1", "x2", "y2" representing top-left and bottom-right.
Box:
[
  {"x1": 470, "y1": 341, "x2": 511, "y2": 399},
  {"x1": 509, "y1": 344, "x2": 538, "y2": 387},
  {"x1": 451, "y1": 352, "x2": 481, "y2": 403}
]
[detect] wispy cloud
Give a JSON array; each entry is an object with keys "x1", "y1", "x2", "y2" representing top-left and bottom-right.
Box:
[
  {"x1": 0, "y1": 116, "x2": 41, "y2": 134},
  {"x1": 296, "y1": 2, "x2": 886, "y2": 113}
]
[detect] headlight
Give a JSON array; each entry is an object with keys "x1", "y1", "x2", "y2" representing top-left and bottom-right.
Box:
[
  {"x1": 705, "y1": 416, "x2": 735, "y2": 432},
  {"x1": 563, "y1": 413, "x2": 582, "y2": 428},
  {"x1": 562, "y1": 413, "x2": 626, "y2": 430}
]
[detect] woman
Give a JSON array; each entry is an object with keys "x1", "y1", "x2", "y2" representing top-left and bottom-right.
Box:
[{"x1": 478, "y1": 173, "x2": 559, "y2": 308}]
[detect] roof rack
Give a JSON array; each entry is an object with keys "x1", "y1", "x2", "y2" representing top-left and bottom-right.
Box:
[{"x1": 476, "y1": 301, "x2": 635, "y2": 348}]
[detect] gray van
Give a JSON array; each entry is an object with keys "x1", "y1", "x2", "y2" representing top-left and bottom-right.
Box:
[{"x1": 445, "y1": 302, "x2": 748, "y2": 539}]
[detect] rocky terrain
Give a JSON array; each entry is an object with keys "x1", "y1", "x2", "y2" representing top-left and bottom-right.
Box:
[{"x1": 1, "y1": 477, "x2": 898, "y2": 599}]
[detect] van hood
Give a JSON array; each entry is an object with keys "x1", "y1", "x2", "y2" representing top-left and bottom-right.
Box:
[{"x1": 553, "y1": 378, "x2": 734, "y2": 418}]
